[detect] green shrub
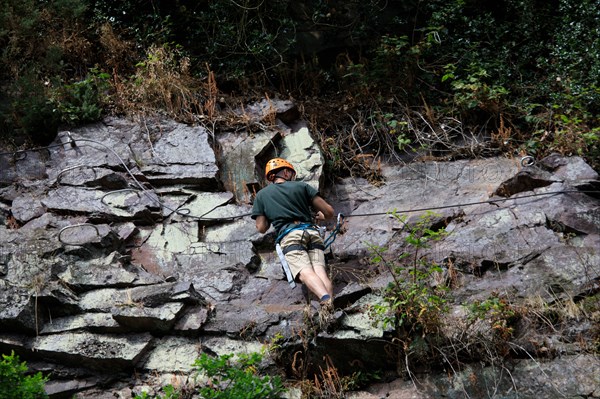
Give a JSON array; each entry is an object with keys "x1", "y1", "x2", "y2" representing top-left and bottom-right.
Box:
[
  {"x1": 0, "y1": 0, "x2": 89, "y2": 143},
  {"x1": 369, "y1": 211, "x2": 449, "y2": 338},
  {"x1": 134, "y1": 384, "x2": 181, "y2": 399},
  {"x1": 0, "y1": 351, "x2": 48, "y2": 399},
  {"x1": 3, "y1": 71, "x2": 61, "y2": 145},
  {"x1": 366, "y1": 211, "x2": 450, "y2": 376},
  {"x1": 133, "y1": 352, "x2": 285, "y2": 399},
  {"x1": 468, "y1": 292, "x2": 522, "y2": 350},
  {"x1": 194, "y1": 352, "x2": 285, "y2": 399},
  {"x1": 53, "y1": 68, "x2": 111, "y2": 126}
]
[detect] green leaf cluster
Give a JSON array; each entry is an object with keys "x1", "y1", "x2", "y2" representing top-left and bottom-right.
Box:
[
  {"x1": 134, "y1": 352, "x2": 285, "y2": 399},
  {"x1": 369, "y1": 212, "x2": 449, "y2": 336},
  {"x1": 134, "y1": 384, "x2": 181, "y2": 399},
  {"x1": 0, "y1": 351, "x2": 48, "y2": 399},
  {"x1": 194, "y1": 352, "x2": 285, "y2": 399},
  {"x1": 51, "y1": 68, "x2": 111, "y2": 126},
  {"x1": 0, "y1": 0, "x2": 598, "y2": 168},
  {"x1": 468, "y1": 292, "x2": 521, "y2": 341}
]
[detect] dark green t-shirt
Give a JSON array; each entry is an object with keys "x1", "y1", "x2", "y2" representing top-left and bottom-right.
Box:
[{"x1": 251, "y1": 181, "x2": 319, "y2": 235}]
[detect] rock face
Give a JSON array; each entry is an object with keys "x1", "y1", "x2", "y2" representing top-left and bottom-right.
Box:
[{"x1": 1, "y1": 106, "x2": 599, "y2": 398}]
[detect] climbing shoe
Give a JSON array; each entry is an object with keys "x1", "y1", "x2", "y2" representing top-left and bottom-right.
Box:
[{"x1": 318, "y1": 298, "x2": 334, "y2": 329}]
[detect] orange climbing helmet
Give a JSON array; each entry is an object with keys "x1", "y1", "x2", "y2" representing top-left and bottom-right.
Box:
[{"x1": 265, "y1": 158, "x2": 295, "y2": 181}]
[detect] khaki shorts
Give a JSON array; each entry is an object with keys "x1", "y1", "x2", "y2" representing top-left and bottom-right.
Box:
[{"x1": 279, "y1": 228, "x2": 326, "y2": 280}]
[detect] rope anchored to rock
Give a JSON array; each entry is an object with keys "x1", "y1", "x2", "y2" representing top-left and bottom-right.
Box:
[
  {"x1": 323, "y1": 213, "x2": 346, "y2": 249},
  {"x1": 3, "y1": 139, "x2": 598, "y2": 249}
]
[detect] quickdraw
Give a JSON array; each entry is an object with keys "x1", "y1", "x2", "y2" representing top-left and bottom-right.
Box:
[{"x1": 323, "y1": 213, "x2": 345, "y2": 250}]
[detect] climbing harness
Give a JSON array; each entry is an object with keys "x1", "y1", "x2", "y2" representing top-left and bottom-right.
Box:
[
  {"x1": 275, "y1": 213, "x2": 346, "y2": 287},
  {"x1": 276, "y1": 243, "x2": 297, "y2": 288},
  {"x1": 274, "y1": 223, "x2": 320, "y2": 288},
  {"x1": 275, "y1": 222, "x2": 315, "y2": 244}
]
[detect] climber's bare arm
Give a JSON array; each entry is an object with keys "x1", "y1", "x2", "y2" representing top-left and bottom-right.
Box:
[
  {"x1": 255, "y1": 215, "x2": 270, "y2": 234},
  {"x1": 312, "y1": 196, "x2": 334, "y2": 220}
]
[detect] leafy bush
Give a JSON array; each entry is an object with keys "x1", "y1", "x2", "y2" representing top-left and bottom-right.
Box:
[
  {"x1": 2, "y1": 72, "x2": 61, "y2": 145},
  {"x1": 133, "y1": 352, "x2": 285, "y2": 399},
  {"x1": 52, "y1": 68, "x2": 111, "y2": 126},
  {"x1": 134, "y1": 384, "x2": 182, "y2": 399},
  {"x1": 421, "y1": 0, "x2": 598, "y2": 161},
  {"x1": 0, "y1": 351, "x2": 48, "y2": 399},
  {"x1": 0, "y1": 0, "x2": 89, "y2": 143},
  {"x1": 468, "y1": 292, "x2": 521, "y2": 342},
  {"x1": 369, "y1": 212, "x2": 449, "y2": 358},
  {"x1": 1, "y1": 0, "x2": 599, "y2": 170},
  {"x1": 194, "y1": 352, "x2": 286, "y2": 399}
]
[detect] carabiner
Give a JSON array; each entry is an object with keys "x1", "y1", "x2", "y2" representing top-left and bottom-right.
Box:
[{"x1": 520, "y1": 156, "x2": 535, "y2": 167}]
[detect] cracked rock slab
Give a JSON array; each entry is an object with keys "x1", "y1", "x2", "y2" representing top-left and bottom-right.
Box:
[
  {"x1": 33, "y1": 332, "x2": 152, "y2": 371},
  {"x1": 58, "y1": 252, "x2": 138, "y2": 291},
  {"x1": 141, "y1": 336, "x2": 202, "y2": 372},
  {"x1": 78, "y1": 282, "x2": 206, "y2": 312},
  {"x1": 138, "y1": 123, "x2": 219, "y2": 188},
  {"x1": 11, "y1": 193, "x2": 46, "y2": 223},
  {"x1": 43, "y1": 186, "x2": 160, "y2": 221},
  {"x1": 112, "y1": 302, "x2": 185, "y2": 333},
  {"x1": 41, "y1": 313, "x2": 124, "y2": 335}
]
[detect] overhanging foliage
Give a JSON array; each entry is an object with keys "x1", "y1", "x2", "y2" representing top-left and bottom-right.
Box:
[{"x1": 0, "y1": 0, "x2": 597, "y2": 169}]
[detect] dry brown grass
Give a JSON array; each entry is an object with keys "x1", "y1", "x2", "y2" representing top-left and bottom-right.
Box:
[
  {"x1": 111, "y1": 44, "x2": 203, "y2": 122},
  {"x1": 293, "y1": 355, "x2": 347, "y2": 399},
  {"x1": 99, "y1": 24, "x2": 136, "y2": 76}
]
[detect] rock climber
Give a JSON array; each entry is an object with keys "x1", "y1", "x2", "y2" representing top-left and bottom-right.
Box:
[{"x1": 251, "y1": 158, "x2": 335, "y2": 315}]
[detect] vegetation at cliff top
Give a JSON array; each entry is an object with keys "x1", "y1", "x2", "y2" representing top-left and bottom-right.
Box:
[{"x1": 0, "y1": 0, "x2": 598, "y2": 173}]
